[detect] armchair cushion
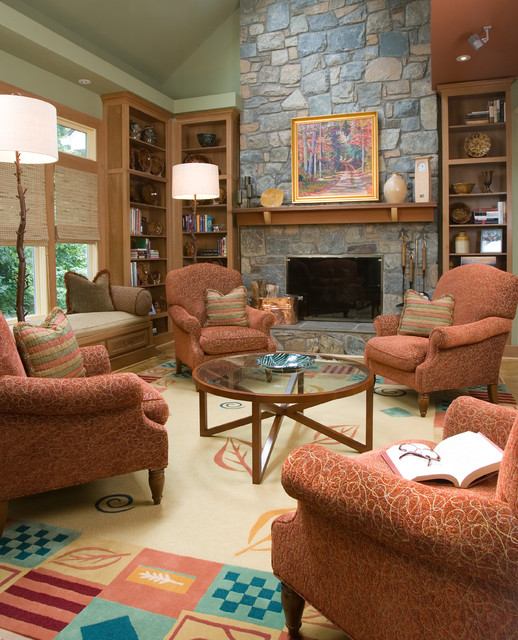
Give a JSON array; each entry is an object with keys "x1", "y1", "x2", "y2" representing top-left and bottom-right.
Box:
[
  {"x1": 65, "y1": 269, "x2": 115, "y2": 313},
  {"x1": 205, "y1": 285, "x2": 248, "y2": 327},
  {"x1": 365, "y1": 334, "x2": 429, "y2": 371},
  {"x1": 398, "y1": 289, "x2": 455, "y2": 336},
  {"x1": 13, "y1": 307, "x2": 86, "y2": 378},
  {"x1": 200, "y1": 326, "x2": 273, "y2": 355}
]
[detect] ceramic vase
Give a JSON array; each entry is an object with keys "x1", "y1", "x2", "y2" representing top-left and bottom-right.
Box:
[{"x1": 383, "y1": 173, "x2": 407, "y2": 203}]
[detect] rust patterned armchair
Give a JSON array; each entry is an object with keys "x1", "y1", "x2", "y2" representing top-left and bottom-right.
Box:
[
  {"x1": 166, "y1": 263, "x2": 277, "y2": 373},
  {"x1": 0, "y1": 311, "x2": 169, "y2": 538},
  {"x1": 272, "y1": 395, "x2": 518, "y2": 640},
  {"x1": 364, "y1": 264, "x2": 518, "y2": 416}
]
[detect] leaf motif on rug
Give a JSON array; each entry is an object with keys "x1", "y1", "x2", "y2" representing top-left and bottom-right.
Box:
[
  {"x1": 214, "y1": 437, "x2": 253, "y2": 475},
  {"x1": 313, "y1": 424, "x2": 359, "y2": 445},
  {"x1": 236, "y1": 508, "x2": 295, "y2": 557},
  {"x1": 50, "y1": 546, "x2": 131, "y2": 570}
]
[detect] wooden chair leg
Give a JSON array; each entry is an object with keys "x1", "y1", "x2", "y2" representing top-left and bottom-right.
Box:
[
  {"x1": 148, "y1": 468, "x2": 165, "y2": 505},
  {"x1": 281, "y1": 581, "x2": 305, "y2": 639},
  {"x1": 487, "y1": 383, "x2": 499, "y2": 404},
  {"x1": 175, "y1": 358, "x2": 183, "y2": 374},
  {"x1": 0, "y1": 501, "x2": 7, "y2": 540},
  {"x1": 418, "y1": 392, "x2": 429, "y2": 417}
]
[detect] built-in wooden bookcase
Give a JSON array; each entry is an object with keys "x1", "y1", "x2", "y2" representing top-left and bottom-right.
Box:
[
  {"x1": 102, "y1": 92, "x2": 173, "y2": 343},
  {"x1": 171, "y1": 108, "x2": 240, "y2": 270},
  {"x1": 438, "y1": 79, "x2": 513, "y2": 274}
]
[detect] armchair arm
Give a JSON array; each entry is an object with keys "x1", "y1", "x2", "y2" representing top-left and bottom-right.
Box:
[
  {"x1": 373, "y1": 314, "x2": 399, "y2": 336},
  {"x1": 246, "y1": 305, "x2": 275, "y2": 333},
  {"x1": 0, "y1": 373, "x2": 143, "y2": 415},
  {"x1": 444, "y1": 395, "x2": 518, "y2": 449},
  {"x1": 169, "y1": 305, "x2": 202, "y2": 338},
  {"x1": 80, "y1": 345, "x2": 111, "y2": 376},
  {"x1": 428, "y1": 316, "x2": 512, "y2": 350},
  {"x1": 282, "y1": 443, "x2": 518, "y2": 589}
]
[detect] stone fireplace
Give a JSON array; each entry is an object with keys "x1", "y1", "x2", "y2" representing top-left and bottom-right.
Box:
[
  {"x1": 286, "y1": 254, "x2": 382, "y2": 322},
  {"x1": 239, "y1": 214, "x2": 438, "y2": 354}
]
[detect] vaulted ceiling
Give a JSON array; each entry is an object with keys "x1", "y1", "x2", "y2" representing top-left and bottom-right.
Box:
[{"x1": 0, "y1": 0, "x2": 240, "y2": 102}]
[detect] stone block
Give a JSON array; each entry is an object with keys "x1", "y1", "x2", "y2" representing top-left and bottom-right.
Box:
[
  {"x1": 298, "y1": 32, "x2": 327, "y2": 56},
  {"x1": 308, "y1": 94, "x2": 332, "y2": 116},
  {"x1": 380, "y1": 32, "x2": 409, "y2": 58},
  {"x1": 266, "y1": 2, "x2": 290, "y2": 31},
  {"x1": 301, "y1": 70, "x2": 329, "y2": 95},
  {"x1": 328, "y1": 24, "x2": 365, "y2": 52},
  {"x1": 365, "y1": 57, "x2": 402, "y2": 82},
  {"x1": 257, "y1": 32, "x2": 285, "y2": 52},
  {"x1": 308, "y1": 12, "x2": 339, "y2": 31}
]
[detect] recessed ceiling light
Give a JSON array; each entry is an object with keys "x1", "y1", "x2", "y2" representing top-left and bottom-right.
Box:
[
  {"x1": 78, "y1": 78, "x2": 91, "y2": 85},
  {"x1": 456, "y1": 54, "x2": 471, "y2": 62}
]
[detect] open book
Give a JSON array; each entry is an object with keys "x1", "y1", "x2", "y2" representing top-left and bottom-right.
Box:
[{"x1": 381, "y1": 431, "x2": 504, "y2": 488}]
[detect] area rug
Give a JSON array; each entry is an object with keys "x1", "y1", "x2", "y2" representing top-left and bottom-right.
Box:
[
  {"x1": 0, "y1": 518, "x2": 342, "y2": 640},
  {"x1": 3, "y1": 358, "x2": 516, "y2": 639}
]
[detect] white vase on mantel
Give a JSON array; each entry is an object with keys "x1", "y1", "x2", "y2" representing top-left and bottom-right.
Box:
[{"x1": 383, "y1": 173, "x2": 407, "y2": 203}]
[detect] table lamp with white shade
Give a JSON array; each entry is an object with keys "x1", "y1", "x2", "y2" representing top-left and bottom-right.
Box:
[
  {"x1": 172, "y1": 162, "x2": 220, "y2": 263},
  {"x1": 0, "y1": 94, "x2": 58, "y2": 321}
]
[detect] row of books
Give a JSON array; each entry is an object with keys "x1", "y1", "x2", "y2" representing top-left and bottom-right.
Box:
[
  {"x1": 182, "y1": 213, "x2": 213, "y2": 232},
  {"x1": 131, "y1": 237, "x2": 160, "y2": 259},
  {"x1": 130, "y1": 207, "x2": 146, "y2": 235},
  {"x1": 465, "y1": 99, "x2": 506, "y2": 124},
  {"x1": 472, "y1": 205, "x2": 505, "y2": 225}
]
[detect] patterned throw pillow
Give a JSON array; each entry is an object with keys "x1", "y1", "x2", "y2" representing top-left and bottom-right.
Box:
[
  {"x1": 397, "y1": 289, "x2": 455, "y2": 337},
  {"x1": 205, "y1": 285, "x2": 248, "y2": 327},
  {"x1": 65, "y1": 269, "x2": 115, "y2": 314},
  {"x1": 13, "y1": 307, "x2": 86, "y2": 378}
]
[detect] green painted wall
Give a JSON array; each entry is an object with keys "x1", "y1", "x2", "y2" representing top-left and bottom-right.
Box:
[
  {"x1": 0, "y1": 49, "x2": 104, "y2": 118},
  {"x1": 165, "y1": 10, "x2": 240, "y2": 104}
]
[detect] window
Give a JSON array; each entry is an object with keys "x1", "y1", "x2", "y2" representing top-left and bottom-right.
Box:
[
  {"x1": 0, "y1": 246, "x2": 37, "y2": 319},
  {"x1": 57, "y1": 118, "x2": 97, "y2": 161},
  {"x1": 55, "y1": 244, "x2": 90, "y2": 309}
]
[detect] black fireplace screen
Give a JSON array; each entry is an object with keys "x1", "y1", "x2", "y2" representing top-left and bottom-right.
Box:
[{"x1": 286, "y1": 256, "x2": 382, "y2": 322}]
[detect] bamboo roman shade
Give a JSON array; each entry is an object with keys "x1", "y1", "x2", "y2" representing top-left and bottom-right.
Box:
[
  {"x1": 55, "y1": 166, "x2": 100, "y2": 243},
  {"x1": 0, "y1": 164, "x2": 48, "y2": 245}
]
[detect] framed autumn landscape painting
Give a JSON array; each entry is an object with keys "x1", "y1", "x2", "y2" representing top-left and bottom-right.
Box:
[{"x1": 291, "y1": 111, "x2": 378, "y2": 203}]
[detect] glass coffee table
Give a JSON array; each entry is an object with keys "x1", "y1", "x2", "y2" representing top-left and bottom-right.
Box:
[{"x1": 192, "y1": 352, "x2": 374, "y2": 484}]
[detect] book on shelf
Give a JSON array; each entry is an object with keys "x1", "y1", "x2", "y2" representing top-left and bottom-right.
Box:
[
  {"x1": 183, "y1": 213, "x2": 214, "y2": 233},
  {"x1": 464, "y1": 99, "x2": 505, "y2": 124},
  {"x1": 381, "y1": 431, "x2": 503, "y2": 488}
]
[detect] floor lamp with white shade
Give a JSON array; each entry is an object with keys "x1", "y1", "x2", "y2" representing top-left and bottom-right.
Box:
[
  {"x1": 172, "y1": 162, "x2": 220, "y2": 264},
  {"x1": 0, "y1": 94, "x2": 58, "y2": 321}
]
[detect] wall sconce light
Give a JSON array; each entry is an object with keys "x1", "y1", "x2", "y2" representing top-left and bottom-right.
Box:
[{"x1": 468, "y1": 25, "x2": 491, "y2": 51}]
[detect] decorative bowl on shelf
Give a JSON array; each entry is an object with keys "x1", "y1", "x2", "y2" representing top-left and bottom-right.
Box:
[
  {"x1": 464, "y1": 132, "x2": 491, "y2": 158},
  {"x1": 452, "y1": 182, "x2": 475, "y2": 194},
  {"x1": 449, "y1": 201, "x2": 472, "y2": 224},
  {"x1": 197, "y1": 133, "x2": 216, "y2": 147}
]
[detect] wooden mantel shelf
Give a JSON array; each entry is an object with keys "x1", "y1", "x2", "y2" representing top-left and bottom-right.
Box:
[{"x1": 233, "y1": 202, "x2": 437, "y2": 226}]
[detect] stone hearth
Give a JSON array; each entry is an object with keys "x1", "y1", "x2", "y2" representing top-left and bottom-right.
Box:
[{"x1": 270, "y1": 319, "x2": 375, "y2": 356}]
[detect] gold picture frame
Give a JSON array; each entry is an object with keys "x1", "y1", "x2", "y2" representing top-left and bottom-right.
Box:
[{"x1": 291, "y1": 111, "x2": 379, "y2": 203}]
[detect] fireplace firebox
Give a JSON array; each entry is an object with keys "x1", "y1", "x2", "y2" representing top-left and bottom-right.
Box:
[{"x1": 286, "y1": 256, "x2": 382, "y2": 322}]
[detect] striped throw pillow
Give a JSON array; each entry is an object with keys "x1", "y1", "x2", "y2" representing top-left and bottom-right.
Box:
[
  {"x1": 14, "y1": 307, "x2": 86, "y2": 378},
  {"x1": 397, "y1": 290, "x2": 455, "y2": 337},
  {"x1": 205, "y1": 285, "x2": 248, "y2": 327}
]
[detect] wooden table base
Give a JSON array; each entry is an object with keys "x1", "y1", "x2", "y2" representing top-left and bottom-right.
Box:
[{"x1": 198, "y1": 383, "x2": 373, "y2": 484}]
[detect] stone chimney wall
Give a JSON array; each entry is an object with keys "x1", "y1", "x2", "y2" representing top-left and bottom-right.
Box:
[{"x1": 238, "y1": 0, "x2": 439, "y2": 312}]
